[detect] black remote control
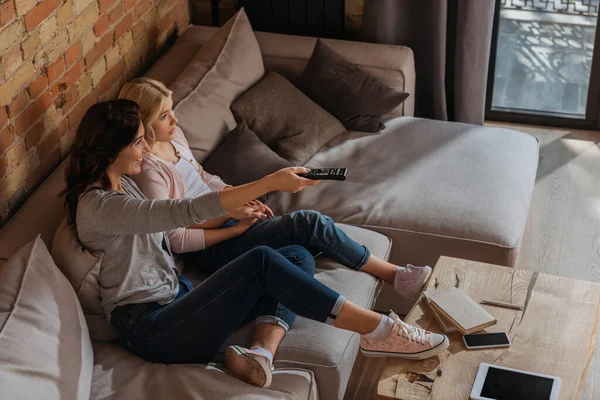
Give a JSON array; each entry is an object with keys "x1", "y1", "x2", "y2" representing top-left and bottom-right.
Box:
[{"x1": 297, "y1": 168, "x2": 348, "y2": 181}]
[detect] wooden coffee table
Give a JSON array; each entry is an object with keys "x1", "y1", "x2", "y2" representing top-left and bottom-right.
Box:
[{"x1": 375, "y1": 256, "x2": 600, "y2": 400}]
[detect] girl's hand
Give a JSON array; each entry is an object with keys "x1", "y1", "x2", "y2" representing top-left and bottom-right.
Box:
[
  {"x1": 267, "y1": 167, "x2": 321, "y2": 193},
  {"x1": 229, "y1": 205, "x2": 268, "y2": 221},
  {"x1": 234, "y1": 217, "x2": 259, "y2": 234},
  {"x1": 245, "y1": 199, "x2": 275, "y2": 219}
]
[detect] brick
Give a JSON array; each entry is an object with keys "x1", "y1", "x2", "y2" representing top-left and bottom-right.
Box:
[
  {"x1": 54, "y1": 58, "x2": 84, "y2": 92},
  {"x1": 59, "y1": 128, "x2": 75, "y2": 156},
  {"x1": 26, "y1": 147, "x2": 60, "y2": 192},
  {"x1": 93, "y1": 13, "x2": 109, "y2": 36},
  {"x1": 0, "y1": 62, "x2": 35, "y2": 107},
  {"x1": 15, "y1": 0, "x2": 36, "y2": 16},
  {"x1": 6, "y1": 139, "x2": 26, "y2": 169},
  {"x1": 85, "y1": 29, "x2": 113, "y2": 67},
  {"x1": 53, "y1": 85, "x2": 78, "y2": 113},
  {"x1": 21, "y1": 30, "x2": 40, "y2": 59},
  {"x1": 124, "y1": 33, "x2": 147, "y2": 71},
  {"x1": 45, "y1": 56, "x2": 64, "y2": 83},
  {"x1": 43, "y1": 103, "x2": 61, "y2": 131},
  {"x1": 0, "y1": 157, "x2": 6, "y2": 181},
  {"x1": 27, "y1": 74, "x2": 49, "y2": 99},
  {"x1": 34, "y1": 29, "x2": 69, "y2": 67},
  {"x1": 25, "y1": 0, "x2": 62, "y2": 32},
  {"x1": 0, "y1": 0, "x2": 16, "y2": 28},
  {"x1": 57, "y1": 0, "x2": 74, "y2": 27},
  {"x1": 117, "y1": 30, "x2": 132, "y2": 54},
  {"x1": 108, "y1": 3, "x2": 123, "y2": 23},
  {"x1": 157, "y1": 0, "x2": 176, "y2": 18},
  {"x1": 64, "y1": 41, "x2": 81, "y2": 67},
  {"x1": 91, "y1": 57, "x2": 105, "y2": 86},
  {"x1": 99, "y1": 58, "x2": 123, "y2": 92},
  {"x1": 0, "y1": 151, "x2": 39, "y2": 201},
  {"x1": 123, "y1": 0, "x2": 134, "y2": 12},
  {"x1": 114, "y1": 11, "x2": 132, "y2": 40},
  {"x1": 15, "y1": 91, "x2": 53, "y2": 135},
  {"x1": 0, "y1": 20, "x2": 26, "y2": 55},
  {"x1": 8, "y1": 91, "x2": 28, "y2": 118},
  {"x1": 0, "y1": 124, "x2": 16, "y2": 153},
  {"x1": 134, "y1": 0, "x2": 151, "y2": 19},
  {"x1": 0, "y1": 107, "x2": 7, "y2": 128},
  {"x1": 37, "y1": 118, "x2": 67, "y2": 159},
  {"x1": 25, "y1": 120, "x2": 45, "y2": 150},
  {"x1": 104, "y1": 79, "x2": 120, "y2": 100},
  {"x1": 67, "y1": 88, "x2": 97, "y2": 129},
  {"x1": 39, "y1": 15, "x2": 58, "y2": 45},
  {"x1": 99, "y1": 0, "x2": 118, "y2": 13},
  {"x1": 131, "y1": 19, "x2": 144, "y2": 41},
  {"x1": 72, "y1": 0, "x2": 94, "y2": 14},
  {"x1": 81, "y1": 29, "x2": 95, "y2": 54},
  {"x1": 66, "y1": 1, "x2": 99, "y2": 41},
  {"x1": 77, "y1": 71, "x2": 91, "y2": 97},
  {"x1": 105, "y1": 43, "x2": 120, "y2": 70},
  {"x1": 2, "y1": 45, "x2": 24, "y2": 77}
]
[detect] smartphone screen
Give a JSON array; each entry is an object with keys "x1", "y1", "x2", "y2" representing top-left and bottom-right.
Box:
[
  {"x1": 481, "y1": 367, "x2": 554, "y2": 400},
  {"x1": 464, "y1": 332, "x2": 510, "y2": 347}
]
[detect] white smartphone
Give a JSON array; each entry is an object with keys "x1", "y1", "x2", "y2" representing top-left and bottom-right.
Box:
[
  {"x1": 463, "y1": 332, "x2": 511, "y2": 349},
  {"x1": 470, "y1": 362, "x2": 561, "y2": 400}
]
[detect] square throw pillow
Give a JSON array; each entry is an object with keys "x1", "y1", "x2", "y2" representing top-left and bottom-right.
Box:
[
  {"x1": 51, "y1": 216, "x2": 118, "y2": 342},
  {"x1": 203, "y1": 119, "x2": 292, "y2": 186},
  {"x1": 171, "y1": 8, "x2": 265, "y2": 162},
  {"x1": 231, "y1": 71, "x2": 346, "y2": 165},
  {"x1": 299, "y1": 40, "x2": 409, "y2": 133},
  {"x1": 0, "y1": 236, "x2": 93, "y2": 400}
]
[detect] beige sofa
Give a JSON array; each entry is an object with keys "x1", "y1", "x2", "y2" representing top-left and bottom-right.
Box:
[{"x1": 0, "y1": 26, "x2": 538, "y2": 400}]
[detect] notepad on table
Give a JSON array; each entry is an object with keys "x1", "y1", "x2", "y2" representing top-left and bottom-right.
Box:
[{"x1": 423, "y1": 287, "x2": 496, "y2": 335}]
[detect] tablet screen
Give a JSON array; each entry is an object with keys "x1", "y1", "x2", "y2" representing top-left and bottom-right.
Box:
[{"x1": 481, "y1": 367, "x2": 554, "y2": 400}]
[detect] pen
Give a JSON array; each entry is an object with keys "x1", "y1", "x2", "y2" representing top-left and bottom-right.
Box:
[{"x1": 480, "y1": 299, "x2": 523, "y2": 310}]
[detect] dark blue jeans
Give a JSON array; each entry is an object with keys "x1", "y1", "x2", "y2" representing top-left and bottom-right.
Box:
[
  {"x1": 188, "y1": 210, "x2": 371, "y2": 275},
  {"x1": 111, "y1": 245, "x2": 346, "y2": 364}
]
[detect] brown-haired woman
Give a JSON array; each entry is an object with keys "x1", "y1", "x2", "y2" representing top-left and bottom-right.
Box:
[{"x1": 65, "y1": 99, "x2": 448, "y2": 389}]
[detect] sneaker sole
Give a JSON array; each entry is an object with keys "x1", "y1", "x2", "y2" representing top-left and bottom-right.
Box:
[
  {"x1": 225, "y1": 345, "x2": 272, "y2": 388},
  {"x1": 360, "y1": 335, "x2": 449, "y2": 360}
]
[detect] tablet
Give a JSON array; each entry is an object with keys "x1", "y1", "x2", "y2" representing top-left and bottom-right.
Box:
[{"x1": 470, "y1": 363, "x2": 561, "y2": 400}]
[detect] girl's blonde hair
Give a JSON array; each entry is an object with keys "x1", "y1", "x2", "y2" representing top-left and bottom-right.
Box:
[{"x1": 118, "y1": 77, "x2": 172, "y2": 146}]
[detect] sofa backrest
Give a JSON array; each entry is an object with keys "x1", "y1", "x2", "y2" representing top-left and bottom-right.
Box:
[{"x1": 0, "y1": 25, "x2": 416, "y2": 261}]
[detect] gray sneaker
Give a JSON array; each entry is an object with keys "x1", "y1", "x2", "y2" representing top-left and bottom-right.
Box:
[
  {"x1": 225, "y1": 345, "x2": 273, "y2": 388},
  {"x1": 394, "y1": 264, "x2": 432, "y2": 299}
]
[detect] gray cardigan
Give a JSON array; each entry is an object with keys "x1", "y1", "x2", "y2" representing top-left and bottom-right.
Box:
[{"x1": 76, "y1": 176, "x2": 227, "y2": 319}]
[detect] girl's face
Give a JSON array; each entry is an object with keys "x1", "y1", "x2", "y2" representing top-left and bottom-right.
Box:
[
  {"x1": 151, "y1": 95, "x2": 178, "y2": 143},
  {"x1": 110, "y1": 123, "x2": 149, "y2": 176}
]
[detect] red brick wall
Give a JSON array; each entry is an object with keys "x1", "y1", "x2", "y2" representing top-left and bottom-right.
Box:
[{"x1": 0, "y1": 0, "x2": 190, "y2": 226}]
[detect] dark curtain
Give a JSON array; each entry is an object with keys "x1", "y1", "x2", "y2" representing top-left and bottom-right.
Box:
[{"x1": 362, "y1": 0, "x2": 495, "y2": 125}]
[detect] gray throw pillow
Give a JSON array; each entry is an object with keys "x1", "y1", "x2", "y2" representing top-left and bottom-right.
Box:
[
  {"x1": 299, "y1": 40, "x2": 409, "y2": 133},
  {"x1": 231, "y1": 71, "x2": 346, "y2": 165},
  {"x1": 203, "y1": 120, "x2": 292, "y2": 187}
]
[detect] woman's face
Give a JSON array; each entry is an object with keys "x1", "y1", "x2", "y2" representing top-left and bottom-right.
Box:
[
  {"x1": 110, "y1": 123, "x2": 149, "y2": 176},
  {"x1": 151, "y1": 95, "x2": 177, "y2": 143}
]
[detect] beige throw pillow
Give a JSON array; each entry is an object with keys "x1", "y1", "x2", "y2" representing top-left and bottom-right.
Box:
[
  {"x1": 231, "y1": 71, "x2": 347, "y2": 165},
  {"x1": 0, "y1": 236, "x2": 93, "y2": 400},
  {"x1": 171, "y1": 8, "x2": 265, "y2": 162},
  {"x1": 51, "y1": 216, "x2": 118, "y2": 342}
]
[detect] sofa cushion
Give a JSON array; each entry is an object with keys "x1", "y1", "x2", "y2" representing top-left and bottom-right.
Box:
[
  {"x1": 0, "y1": 236, "x2": 93, "y2": 400},
  {"x1": 51, "y1": 217, "x2": 118, "y2": 342},
  {"x1": 218, "y1": 223, "x2": 389, "y2": 400},
  {"x1": 266, "y1": 117, "x2": 539, "y2": 270},
  {"x1": 171, "y1": 9, "x2": 264, "y2": 162},
  {"x1": 91, "y1": 341, "x2": 318, "y2": 400},
  {"x1": 300, "y1": 40, "x2": 409, "y2": 133},
  {"x1": 232, "y1": 71, "x2": 346, "y2": 165},
  {"x1": 203, "y1": 119, "x2": 292, "y2": 187}
]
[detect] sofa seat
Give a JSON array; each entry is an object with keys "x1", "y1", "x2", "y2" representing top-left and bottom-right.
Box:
[
  {"x1": 185, "y1": 224, "x2": 389, "y2": 400},
  {"x1": 268, "y1": 117, "x2": 538, "y2": 270},
  {"x1": 91, "y1": 341, "x2": 318, "y2": 400}
]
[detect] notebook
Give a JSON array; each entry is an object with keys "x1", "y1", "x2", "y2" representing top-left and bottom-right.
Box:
[
  {"x1": 423, "y1": 288, "x2": 496, "y2": 335},
  {"x1": 423, "y1": 296, "x2": 459, "y2": 333}
]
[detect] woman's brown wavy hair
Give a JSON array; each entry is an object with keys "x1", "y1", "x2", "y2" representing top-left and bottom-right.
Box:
[{"x1": 63, "y1": 99, "x2": 142, "y2": 225}]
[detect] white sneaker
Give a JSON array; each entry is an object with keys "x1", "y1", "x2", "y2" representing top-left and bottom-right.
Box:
[
  {"x1": 225, "y1": 345, "x2": 273, "y2": 388},
  {"x1": 360, "y1": 311, "x2": 449, "y2": 359},
  {"x1": 394, "y1": 264, "x2": 432, "y2": 299}
]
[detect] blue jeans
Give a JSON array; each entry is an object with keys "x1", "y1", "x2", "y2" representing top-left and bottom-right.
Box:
[
  {"x1": 188, "y1": 210, "x2": 371, "y2": 275},
  {"x1": 111, "y1": 245, "x2": 346, "y2": 364}
]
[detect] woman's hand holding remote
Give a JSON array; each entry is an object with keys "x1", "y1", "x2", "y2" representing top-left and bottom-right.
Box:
[{"x1": 266, "y1": 167, "x2": 321, "y2": 193}]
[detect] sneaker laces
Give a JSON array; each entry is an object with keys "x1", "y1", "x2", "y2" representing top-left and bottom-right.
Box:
[{"x1": 389, "y1": 310, "x2": 427, "y2": 345}]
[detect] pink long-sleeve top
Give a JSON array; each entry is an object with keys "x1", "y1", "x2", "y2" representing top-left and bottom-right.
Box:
[{"x1": 131, "y1": 126, "x2": 230, "y2": 253}]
